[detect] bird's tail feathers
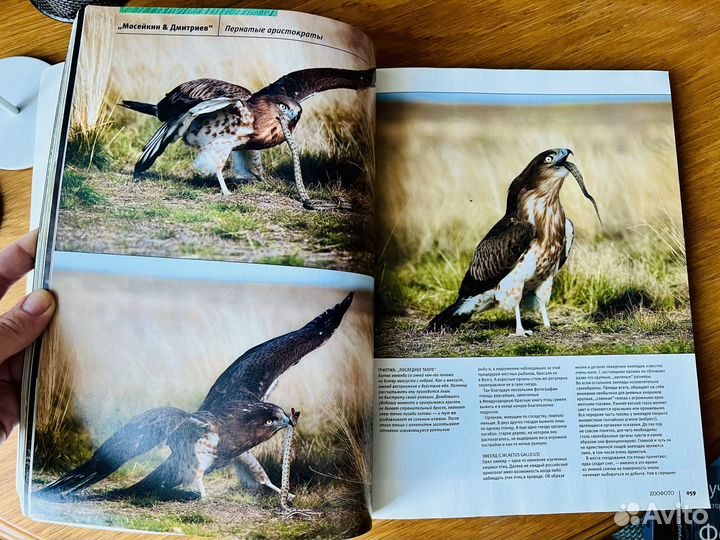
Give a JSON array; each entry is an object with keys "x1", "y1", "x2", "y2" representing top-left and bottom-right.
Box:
[
  {"x1": 35, "y1": 407, "x2": 189, "y2": 498},
  {"x1": 121, "y1": 100, "x2": 158, "y2": 117},
  {"x1": 427, "y1": 299, "x2": 475, "y2": 332},
  {"x1": 34, "y1": 462, "x2": 103, "y2": 501},
  {"x1": 134, "y1": 122, "x2": 177, "y2": 179}
]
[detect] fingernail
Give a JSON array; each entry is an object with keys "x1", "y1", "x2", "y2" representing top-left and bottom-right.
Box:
[{"x1": 22, "y1": 290, "x2": 53, "y2": 316}]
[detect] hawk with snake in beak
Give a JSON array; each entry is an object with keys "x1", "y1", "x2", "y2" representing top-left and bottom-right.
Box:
[
  {"x1": 37, "y1": 293, "x2": 355, "y2": 500},
  {"x1": 121, "y1": 68, "x2": 375, "y2": 209},
  {"x1": 428, "y1": 148, "x2": 601, "y2": 336}
]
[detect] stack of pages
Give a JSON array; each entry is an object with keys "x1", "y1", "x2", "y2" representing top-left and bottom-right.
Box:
[{"x1": 19, "y1": 7, "x2": 707, "y2": 538}]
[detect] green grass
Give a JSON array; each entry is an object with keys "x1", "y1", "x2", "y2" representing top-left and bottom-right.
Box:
[
  {"x1": 375, "y1": 308, "x2": 694, "y2": 359},
  {"x1": 65, "y1": 127, "x2": 113, "y2": 170},
  {"x1": 211, "y1": 201, "x2": 255, "y2": 214},
  {"x1": 111, "y1": 207, "x2": 172, "y2": 221},
  {"x1": 34, "y1": 418, "x2": 95, "y2": 475},
  {"x1": 166, "y1": 184, "x2": 200, "y2": 200},
  {"x1": 376, "y1": 229, "x2": 693, "y2": 358},
  {"x1": 495, "y1": 336, "x2": 692, "y2": 357},
  {"x1": 110, "y1": 514, "x2": 215, "y2": 536},
  {"x1": 57, "y1": 112, "x2": 374, "y2": 274},
  {"x1": 32, "y1": 411, "x2": 371, "y2": 539},
  {"x1": 378, "y1": 233, "x2": 688, "y2": 319},
  {"x1": 57, "y1": 165, "x2": 371, "y2": 269},
  {"x1": 211, "y1": 214, "x2": 263, "y2": 238},
  {"x1": 59, "y1": 169, "x2": 107, "y2": 209},
  {"x1": 178, "y1": 511, "x2": 214, "y2": 524},
  {"x1": 277, "y1": 210, "x2": 369, "y2": 253},
  {"x1": 73, "y1": 111, "x2": 373, "y2": 193},
  {"x1": 257, "y1": 254, "x2": 306, "y2": 266}
]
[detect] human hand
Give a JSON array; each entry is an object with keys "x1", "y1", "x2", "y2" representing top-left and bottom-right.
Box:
[{"x1": 0, "y1": 230, "x2": 56, "y2": 444}]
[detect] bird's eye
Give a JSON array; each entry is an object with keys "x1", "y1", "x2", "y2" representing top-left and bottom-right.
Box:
[
  {"x1": 279, "y1": 103, "x2": 287, "y2": 110},
  {"x1": 544, "y1": 155, "x2": 553, "y2": 163},
  {"x1": 265, "y1": 419, "x2": 273, "y2": 426}
]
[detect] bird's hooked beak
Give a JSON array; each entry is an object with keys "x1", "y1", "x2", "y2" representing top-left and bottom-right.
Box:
[
  {"x1": 287, "y1": 108, "x2": 300, "y2": 122},
  {"x1": 276, "y1": 106, "x2": 300, "y2": 123},
  {"x1": 282, "y1": 408, "x2": 301, "y2": 428},
  {"x1": 555, "y1": 148, "x2": 573, "y2": 166}
]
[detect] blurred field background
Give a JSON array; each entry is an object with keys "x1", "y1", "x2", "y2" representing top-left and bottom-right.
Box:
[
  {"x1": 375, "y1": 96, "x2": 693, "y2": 358},
  {"x1": 58, "y1": 9, "x2": 376, "y2": 275},
  {"x1": 31, "y1": 271, "x2": 372, "y2": 538}
]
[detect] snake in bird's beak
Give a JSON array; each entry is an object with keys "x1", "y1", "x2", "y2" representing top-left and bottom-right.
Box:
[{"x1": 564, "y1": 161, "x2": 602, "y2": 225}]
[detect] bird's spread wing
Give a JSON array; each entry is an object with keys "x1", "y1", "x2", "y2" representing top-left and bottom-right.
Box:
[
  {"x1": 427, "y1": 216, "x2": 535, "y2": 331},
  {"x1": 133, "y1": 98, "x2": 234, "y2": 178},
  {"x1": 460, "y1": 215, "x2": 536, "y2": 297},
  {"x1": 254, "y1": 68, "x2": 375, "y2": 103},
  {"x1": 199, "y1": 292, "x2": 354, "y2": 412},
  {"x1": 36, "y1": 407, "x2": 190, "y2": 497},
  {"x1": 126, "y1": 416, "x2": 218, "y2": 494},
  {"x1": 156, "y1": 78, "x2": 251, "y2": 122},
  {"x1": 125, "y1": 452, "x2": 186, "y2": 494}
]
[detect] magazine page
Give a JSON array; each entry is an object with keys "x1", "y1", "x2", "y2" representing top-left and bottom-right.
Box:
[
  {"x1": 372, "y1": 68, "x2": 709, "y2": 519},
  {"x1": 24, "y1": 7, "x2": 375, "y2": 539}
]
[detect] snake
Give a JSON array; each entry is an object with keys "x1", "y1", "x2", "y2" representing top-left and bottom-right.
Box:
[
  {"x1": 277, "y1": 114, "x2": 314, "y2": 209},
  {"x1": 278, "y1": 408, "x2": 322, "y2": 519},
  {"x1": 279, "y1": 410, "x2": 297, "y2": 512},
  {"x1": 565, "y1": 161, "x2": 602, "y2": 225},
  {"x1": 277, "y1": 115, "x2": 341, "y2": 211}
]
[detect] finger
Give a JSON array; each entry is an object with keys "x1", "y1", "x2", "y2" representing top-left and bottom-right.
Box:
[
  {"x1": 0, "y1": 379, "x2": 19, "y2": 445},
  {"x1": 0, "y1": 229, "x2": 39, "y2": 299},
  {"x1": 0, "y1": 352, "x2": 22, "y2": 445},
  {"x1": 0, "y1": 289, "x2": 55, "y2": 362},
  {"x1": 6, "y1": 351, "x2": 23, "y2": 385}
]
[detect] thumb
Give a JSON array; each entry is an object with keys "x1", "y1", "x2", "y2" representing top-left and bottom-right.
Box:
[{"x1": 0, "y1": 290, "x2": 56, "y2": 363}]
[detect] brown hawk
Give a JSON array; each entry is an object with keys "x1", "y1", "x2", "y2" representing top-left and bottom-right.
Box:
[
  {"x1": 428, "y1": 149, "x2": 601, "y2": 336},
  {"x1": 121, "y1": 68, "x2": 375, "y2": 208},
  {"x1": 37, "y1": 293, "x2": 355, "y2": 500}
]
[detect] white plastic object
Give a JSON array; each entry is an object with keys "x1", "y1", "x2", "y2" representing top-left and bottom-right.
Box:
[
  {"x1": 26, "y1": 62, "x2": 64, "y2": 293},
  {"x1": 0, "y1": 56, "x2": 51, "y2": 170}
]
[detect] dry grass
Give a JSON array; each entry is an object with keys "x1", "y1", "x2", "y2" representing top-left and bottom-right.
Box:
[
  {"x1": 552, "y1": 221, "x2": 689, "y2": 313},
  {"x1": 31, "y1": 272, "x2": 372, "y2": 536},
  {"x1": 60, "y1": 10, "x2": 376, "y2": 274},
  {"x1": 376, "y1": 100, "x2": 682, "y2": 260},
  {"x1": 72, "y1": 9, "x2": 115, "y2": 133},
  {"x1": 375, "y1": 98, "x2": 691, "y2": 357},
  {"x1": 69, "y1": 9, "x2": 376, "y2": 195},
  {"x1": 74, "y1": 9, "x2": 374, "y2": 131},
  {"x1": 67, "y1": 8, "x2": 116, "y2": 170},
  {"x1": 34, "y1": 316, "x2": 94, "y2": 473},
  {"x1": 35, "y1": 273, "x2": 372, "y2": 444}
]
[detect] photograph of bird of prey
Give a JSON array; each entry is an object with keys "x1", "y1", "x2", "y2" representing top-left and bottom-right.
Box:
[
  {"x1": 428, "y1": 148, "x2": 601, "y2": 336},
  {"x1": 54, "y1": 10, "x2": 376, "y2": 275},
  {"x1": 37, "y1": 292, "x2": 354, "y2": 501},
  {"x1": 375, "y1": 90, "x2": 692, "y2": 359},
  {"x1": 122, "y1": 67, "x2": 375, "y2": 209}
]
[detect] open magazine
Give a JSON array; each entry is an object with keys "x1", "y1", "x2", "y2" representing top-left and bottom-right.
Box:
[{"x1": 19, "y1": 6, "x2": 708, "y2": 539}]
